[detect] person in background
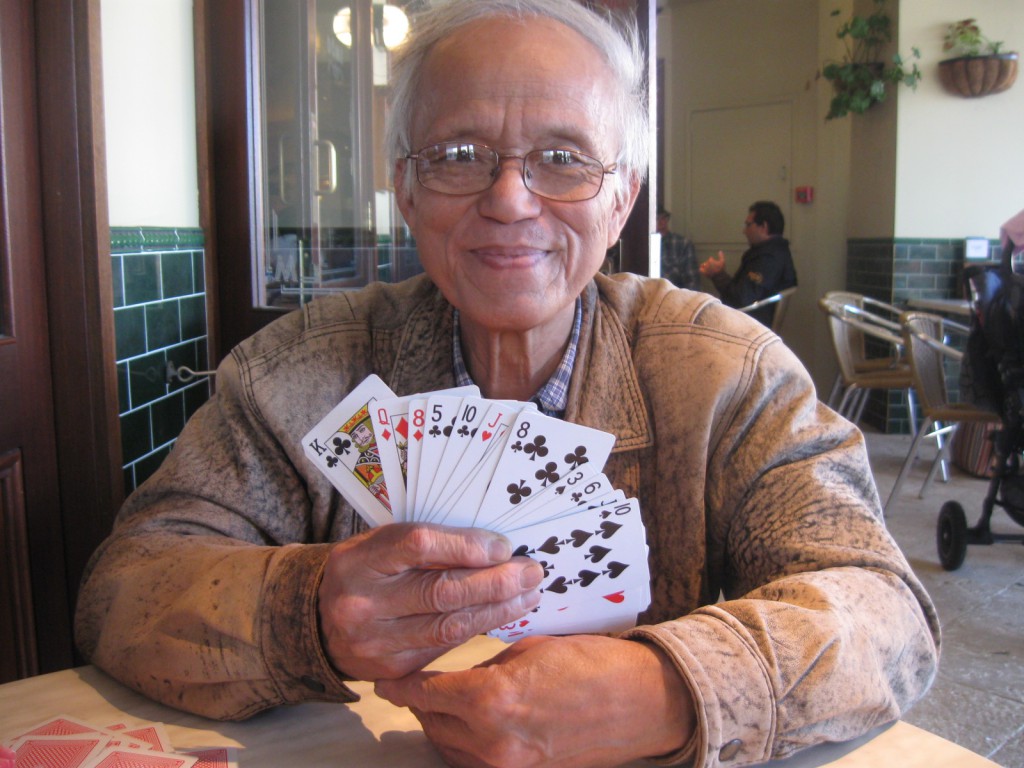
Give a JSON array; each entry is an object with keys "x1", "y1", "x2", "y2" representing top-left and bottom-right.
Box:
[
  {"x1": 75, "y1": 3, "x2": 938, "y2": 767},
  {"x1": 657, "y1": 207, "x2": 700, "y2": 291},
  {"x1": 700, "y1": 200, "x2": 797, "y2": 326}
]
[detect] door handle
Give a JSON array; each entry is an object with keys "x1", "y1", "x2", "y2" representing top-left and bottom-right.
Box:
[{"x1": 315, "y1": 139, "x2": 337, "y2": 195}]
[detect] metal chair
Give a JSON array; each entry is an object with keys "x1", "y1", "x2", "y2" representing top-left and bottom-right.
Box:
[
  {"x1": 821, "y1": 291, "x2": 906, "y2": 407},
  {"x1": 883, "y1": 311, "x2": 1000, "y2": 515},
  {"x1": 738, "y1": 286, "x2": 797, "y2": 333},
  {"x1": 819, "y1": 295, "x2": 917, "y2": 430}
]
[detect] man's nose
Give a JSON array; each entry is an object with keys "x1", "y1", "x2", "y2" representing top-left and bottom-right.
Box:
[{"x1": 478, "y1": 158, "x2": 542, "y2": 220}]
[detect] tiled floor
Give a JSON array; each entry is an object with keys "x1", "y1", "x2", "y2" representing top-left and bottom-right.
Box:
[{"x1": 865, "y1": 429, "x2": 1024, "y2": 767}]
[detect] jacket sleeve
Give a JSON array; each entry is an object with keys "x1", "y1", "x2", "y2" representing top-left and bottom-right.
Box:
[
  {"x1": 625, "y1": 333, "x2": 940, "y2": 768},
  {"x1": 710, "y1": 247, "x2": 788, "y2": 309},
  {"x1": 75, "y1": 351, "x2": 361, "y2": 720}
]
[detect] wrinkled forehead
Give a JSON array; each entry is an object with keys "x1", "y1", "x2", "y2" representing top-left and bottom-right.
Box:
[{"x1": 409, "y1": 16, "x2": 621, "y2": 154}]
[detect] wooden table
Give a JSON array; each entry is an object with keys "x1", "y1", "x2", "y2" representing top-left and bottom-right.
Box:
[{"x1": 0, "y1": 636, "x2": 998, "y2": 767}]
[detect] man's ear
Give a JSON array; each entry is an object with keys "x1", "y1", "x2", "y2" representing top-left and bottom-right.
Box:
[
  {"x1": 605, "y1": 177, "x2": 642, "y2": 250},
  {"x1": 394, "y1": 159, "x2": 417, "y2": 231}
]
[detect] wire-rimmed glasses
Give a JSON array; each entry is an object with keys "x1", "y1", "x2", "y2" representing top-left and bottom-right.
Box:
[{"x1": 405, "y1": 142, "x2": 616, "y2": 202}]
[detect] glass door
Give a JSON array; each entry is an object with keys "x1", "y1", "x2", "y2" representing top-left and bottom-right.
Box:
[{"x1": 254, "y1": 0, "x2": 420, "y2": 310}]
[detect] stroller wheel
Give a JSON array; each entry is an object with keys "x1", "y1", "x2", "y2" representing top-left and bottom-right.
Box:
[{"x1": 937, "y1": 501, "x2": 969, "y2": 571}]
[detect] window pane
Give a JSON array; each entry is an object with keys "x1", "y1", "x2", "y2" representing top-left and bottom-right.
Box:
[{"x1": 255, "y1": 0, "x2": 422, "y2": 310}]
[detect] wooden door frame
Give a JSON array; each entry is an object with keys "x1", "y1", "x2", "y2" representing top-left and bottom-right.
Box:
[
  {"x1": 32, "y1": 0, "x2": 122, "y2": 670},
  {"x1": 1, "y1": 0, "x2": 58, "y2": 679}
]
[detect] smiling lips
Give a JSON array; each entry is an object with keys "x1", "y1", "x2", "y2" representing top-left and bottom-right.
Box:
[{"x1": 470, "y1": 246, "x2": 553, "y2": 266}]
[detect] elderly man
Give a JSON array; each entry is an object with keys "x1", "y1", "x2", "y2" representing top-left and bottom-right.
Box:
[{"x1": 76, "y1": 1, "x2": 938, "y2": 767}]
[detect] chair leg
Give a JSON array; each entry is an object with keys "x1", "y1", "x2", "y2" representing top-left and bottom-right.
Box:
[
  {"x1": 920, "y1": 423, "x2": 958, "y2": 498},
  {"x1": 837, "y1": 385, "x2": 860, "y2": 420},
  {"x1": 884, "y1": 417, "x2": 934, "y2": 517},
  {"x1": 827, "y1": 374, "x2": 844, "y2": 409},
  {"x1": 905, "y1": 388, "x2": 918, "y2": 438},
  {"x1": 851, "y1": 388, "x2": 871, "y2": 424}
]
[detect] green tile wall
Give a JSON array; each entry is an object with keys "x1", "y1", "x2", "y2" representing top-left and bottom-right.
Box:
[{"x1": 112, "y1": 227, "x2": 210, "y2": 493}]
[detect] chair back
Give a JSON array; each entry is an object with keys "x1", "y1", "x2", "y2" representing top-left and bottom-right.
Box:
[
  {"x1": 738, "y1": 286, "x2": 797, "y2": 332},
  {"x1": 770, "y1": 286, "x2": 797, "y2": 332},
  {"x1": 819, "y1": 301, "x2": 860, "y2": 383},
  {"x1": 901, "y1": 312, "x2": 952, "y2": 415}
]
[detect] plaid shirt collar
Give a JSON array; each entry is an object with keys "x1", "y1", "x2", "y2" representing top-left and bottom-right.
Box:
[{"x1": 453, "y1": 298, "x2": 582, "y2": 418}]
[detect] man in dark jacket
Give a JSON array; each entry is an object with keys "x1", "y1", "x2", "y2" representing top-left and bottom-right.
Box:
[{"x1": 700, "y1": 200, "x2": 797, "y2": 327}]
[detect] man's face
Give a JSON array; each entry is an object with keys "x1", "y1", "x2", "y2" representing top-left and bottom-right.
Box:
[
  {"x1": 743, "y1": 213, "x2": 770, "y2": 246},
  {"x1": 395, "y1": 17, "x2": 638, "y2": 335}
]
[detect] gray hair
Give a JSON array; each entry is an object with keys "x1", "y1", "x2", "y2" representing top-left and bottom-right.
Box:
[{"x1": 385, "y1": 0, "x2": 649, "y2": 200}]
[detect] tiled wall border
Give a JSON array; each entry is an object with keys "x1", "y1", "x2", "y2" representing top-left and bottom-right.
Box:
[{"x1": 111, "y1": 227, "x2": 210, "y2": 493}]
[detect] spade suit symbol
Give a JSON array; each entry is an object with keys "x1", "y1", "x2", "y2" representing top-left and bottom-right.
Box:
[{"x1": 537, "y1": 536, "x2": 561, "y2": 555}]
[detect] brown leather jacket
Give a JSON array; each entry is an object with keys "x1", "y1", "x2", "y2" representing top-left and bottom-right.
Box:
[{"x1": 76, "y1": 273, "x2": 939, "y2": 767}]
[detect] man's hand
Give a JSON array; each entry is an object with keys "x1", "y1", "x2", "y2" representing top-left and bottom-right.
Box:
[
  {"x1": 318, "y1": 523, "x2": 544, "y2": 681},
  {"x1": 375, "y1": 634, "x2": 696, "y2": 768},
  {"x1": 700, "y1": 251, "x2": 726, "y2": 277}
]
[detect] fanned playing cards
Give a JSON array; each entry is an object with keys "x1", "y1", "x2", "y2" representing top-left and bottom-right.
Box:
[{"x1": 302, "y1": 374, "x2": 651, "y2": 640}]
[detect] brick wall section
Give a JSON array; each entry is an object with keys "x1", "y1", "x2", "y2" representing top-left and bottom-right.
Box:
[{"x1": 112, "y1": 227, "x2": 211, "y2": 493}]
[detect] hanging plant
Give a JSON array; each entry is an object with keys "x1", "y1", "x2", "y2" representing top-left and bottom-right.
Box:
[
  {"x1": 820, "y1": 0, "x2": 921, "y2": 120},
  {"x1": 938, "y1": 19, "x2": 1018, "y2": 98}
]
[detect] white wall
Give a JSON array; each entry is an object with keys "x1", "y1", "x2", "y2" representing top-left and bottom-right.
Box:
[
  {"x1": 896, "y1": 0, "x2": 1024, "y2": 239},
  {"x1": 101, "y1": 0, "x2": 198, "y2": 228}
]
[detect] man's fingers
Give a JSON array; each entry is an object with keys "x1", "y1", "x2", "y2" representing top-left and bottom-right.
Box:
[
  {"x1": 360, "y1": 524, "x2": 515, "y2": 576},
  {"x1": 401, "y1": 557, "x2": 543, "y2": 616}
]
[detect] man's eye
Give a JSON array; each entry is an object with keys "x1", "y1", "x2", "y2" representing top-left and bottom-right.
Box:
[
  {"x1": 441, "y1": 144, "x2": 482, "y2": 163},
  {"x1": 536, "y1": 150, "x2": 589, "y2": 168}
]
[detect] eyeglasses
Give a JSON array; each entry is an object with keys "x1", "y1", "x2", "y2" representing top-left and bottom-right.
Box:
[{"x1": 405, "y1": 142, "x2": 616, "y2": 202}]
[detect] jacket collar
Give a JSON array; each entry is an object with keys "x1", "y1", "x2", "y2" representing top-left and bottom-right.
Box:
[{"x1": 566, "y1": 280, "x2": 653, "y2": 453}]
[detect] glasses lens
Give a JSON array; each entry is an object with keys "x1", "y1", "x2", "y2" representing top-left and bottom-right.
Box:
[
  {"x1": 414, "y1": 143, "x2": 496, "y2": 195},
  {"x1": 525, "y1": 149, "x2": 606, "y2": 202}
]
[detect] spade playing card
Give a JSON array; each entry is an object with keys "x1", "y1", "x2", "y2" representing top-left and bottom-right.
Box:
[{"x1": 303, "y1": 374, "x2": 650, "y2": 640}]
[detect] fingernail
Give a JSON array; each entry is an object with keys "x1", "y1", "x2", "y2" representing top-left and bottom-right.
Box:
[
  {"x1": 488, "y1": 534, "x2": 512, "y2": 562},
  {"x1": 520, "y1": 562, "x2": 544, "y2": 589}
]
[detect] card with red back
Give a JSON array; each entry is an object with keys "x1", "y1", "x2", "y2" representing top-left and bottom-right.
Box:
[
  {"x1": 182, "y1": 746, "x2": 239, "y2": 768},
  {"x1": 82, "y1": 745, "x2": 198, "y2": 768},
  {"x1": 9, "y1": 734, "x2": 108, "y2": 768}
]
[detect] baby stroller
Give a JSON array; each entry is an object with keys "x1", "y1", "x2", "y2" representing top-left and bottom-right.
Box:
[{"x1": 937, "y1": 239, "x2": 1024, "y2": 570}]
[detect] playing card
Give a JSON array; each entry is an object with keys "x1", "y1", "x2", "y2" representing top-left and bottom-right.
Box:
[
  {"x1": 418, "y1": 396, "x2": 492, "y2": 516},
  {"x1": 476, "y1": 411, "x2": 617, "y2": 525},
  {"x1": 17, "y1": 715, "x2": 113, "y2": 740},
  {"x1": 183, "y1": 747, "x2": 239, "y2": 768},
  {"x1": 490, "y1": 584, "x2": 649, "y2": 640},
  {"x1": 302, "y1": 374, "x2": 397, "y2": 527},
  {"x1": 411, "y1": 394, "x2": 463, "y2": 521},
  {"x1": 118, "y1": 723, "x2": 171, "y2": 752},
  {"x1": 83, "y1": 745, "x2": 198, "y2": 768},
  {"x1": 371, "y1": 385, "x2": 479, "y2": 522},
  {"x1": 488, "y1": 497, "x2": 650, "y2": 640},
  {"x1": 429, "y1": 400, "x2": 531, "y2": 527},
  {"x1": 490, "y1": 466, "x2": 613, "y2": 532},
  {"x1": 9, "y1": 734, "x2": 109, "y2": 768},
  {"x1": 403, "y1": 396, "x2": 428, "y2": 517}
]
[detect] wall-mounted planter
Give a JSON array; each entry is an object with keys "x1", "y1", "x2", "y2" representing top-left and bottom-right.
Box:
[{"x1": 938, "y1": 53, "x2": 1018, "y2": 97}]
